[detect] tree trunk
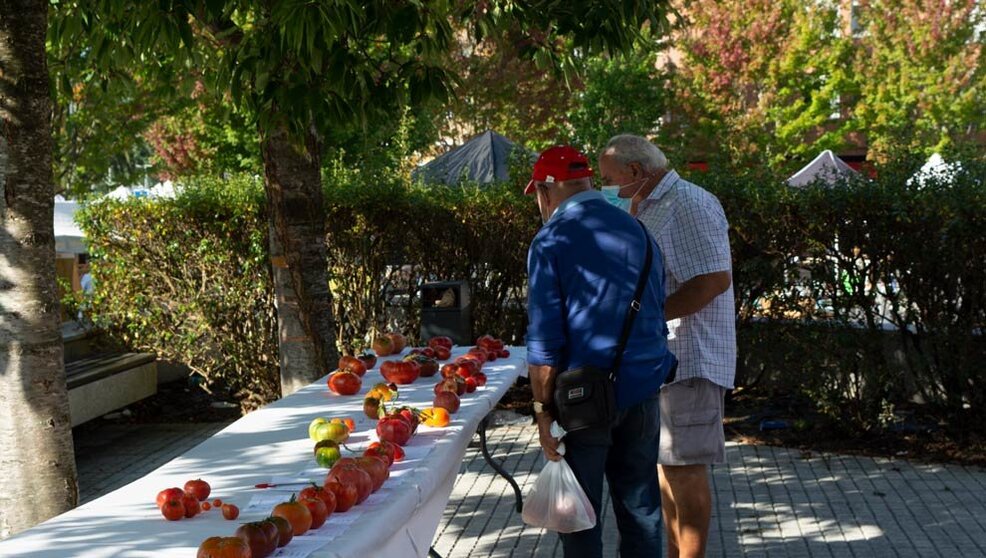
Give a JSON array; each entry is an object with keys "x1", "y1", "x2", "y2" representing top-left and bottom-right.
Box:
[
  {"x1": 261, "y1": 120, "x2": 337, "y2": 396},
  {"x1": 0, "y1": 0, "x2": 79, "y2": 539}
]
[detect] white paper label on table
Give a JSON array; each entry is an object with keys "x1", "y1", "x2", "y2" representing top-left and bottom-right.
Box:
[
  {"x1": 244, "y1": 493, "x2": 287, "y2": 514},
  {"x1": 270, "y1": 536, "x2": 329, "y2": 557},
  {"x1": 309, "y1": 523, "x2": 348, "y2": 539},
  {"x1": 329, "y1": 510, "x2": 363, "y2": 524}
]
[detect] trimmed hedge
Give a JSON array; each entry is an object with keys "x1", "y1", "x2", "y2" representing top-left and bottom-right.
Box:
[{"x1": 77, "y1": 161, "x2": 986, "y2": 434}]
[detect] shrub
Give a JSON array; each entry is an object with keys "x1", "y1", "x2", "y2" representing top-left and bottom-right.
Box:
[{"x1": 79, "y1": 160, "x2": 986, "y2": 436}]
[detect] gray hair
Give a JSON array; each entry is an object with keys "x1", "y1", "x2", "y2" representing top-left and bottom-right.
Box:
[{"x1": 601, "y1": 134, "x2": 668, "y2": 172}]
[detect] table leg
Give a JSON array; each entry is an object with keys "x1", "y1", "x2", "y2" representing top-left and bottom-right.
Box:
[{"x1": 478, "y1": 415, "x2": 524, "y2": 513}]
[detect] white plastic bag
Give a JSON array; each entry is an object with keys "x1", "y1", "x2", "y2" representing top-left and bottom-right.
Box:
[{"x1": 522, "y1": 442, "x2": 597, "y2": 533}]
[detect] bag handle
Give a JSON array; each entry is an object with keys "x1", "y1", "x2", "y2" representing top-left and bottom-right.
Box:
[{"x1": 609, "y1": 220, "x2": 654, "y2": 381}]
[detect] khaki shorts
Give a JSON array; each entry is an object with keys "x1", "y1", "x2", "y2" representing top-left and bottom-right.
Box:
[{"x1": 658, "y1": 378, "x2": 726, "y2": 466}]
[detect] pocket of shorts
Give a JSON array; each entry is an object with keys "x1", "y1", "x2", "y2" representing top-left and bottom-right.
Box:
[{"x1": 670, "y1": 409, "x2": 718, "y2": 427}]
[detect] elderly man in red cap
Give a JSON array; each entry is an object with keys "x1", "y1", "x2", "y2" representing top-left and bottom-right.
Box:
[{"x1": 524, "y1": 146, "x2": 677, "y2": 558}]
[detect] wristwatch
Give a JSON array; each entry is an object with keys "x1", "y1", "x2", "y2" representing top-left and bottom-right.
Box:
[{"x1": 533, "y1": 401, "x2": 550, "y2": 415}]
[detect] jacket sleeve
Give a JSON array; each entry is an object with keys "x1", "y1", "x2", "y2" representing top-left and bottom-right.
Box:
[{"x1": 525, "y1": 237, "x2": 566, "y2": 367}]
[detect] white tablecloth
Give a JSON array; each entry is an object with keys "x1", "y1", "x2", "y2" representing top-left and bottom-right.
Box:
[{"x1": 0, "y1": 347, "x2": 527, "y2": 558}]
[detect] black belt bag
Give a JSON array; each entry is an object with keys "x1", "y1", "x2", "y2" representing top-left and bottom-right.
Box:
[{"x1": 553, "y1": 220, "x2": 654, "y2": 434}]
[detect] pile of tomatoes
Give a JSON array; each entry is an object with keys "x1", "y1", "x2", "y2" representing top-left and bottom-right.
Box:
[
  {"x1": 157, "y1": 479, "x2": 239, "y2": 522},
  {"x1": 198, "y1": 442, "x2": 406, "y2": 558},
  {"x1": 195, "y1": 333, "x2": 511, "y2": 558}
]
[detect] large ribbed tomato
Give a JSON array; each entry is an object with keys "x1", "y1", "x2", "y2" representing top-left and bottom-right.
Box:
[
  {"x1": 380, "y1": 360, "x2": 420, "y2": 384},
  {"x1": 196, "y1": 537, "x2": 250, "y2": 558},
  {"x1": 376, "y1": 415, "x2": 412, "y2": 446},
  {"x1": 328, "y1": 369, "x2": 361, "y2": 395}
]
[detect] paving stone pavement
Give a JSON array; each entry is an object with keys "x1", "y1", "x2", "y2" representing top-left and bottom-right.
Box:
[
  {"x1": 73, "y1": 420, "x2": 986, "y2": 557},
  {"x1": 431, "y1": 424, "x2": 986, "y2": 558},
  {"x1": 74, "y1": 421, "x2": 232, "y2": 504}
]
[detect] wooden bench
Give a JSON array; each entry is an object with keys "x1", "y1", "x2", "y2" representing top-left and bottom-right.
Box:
[{"x1": 64, "y1": 348, "x2": 158, "y2": 427}]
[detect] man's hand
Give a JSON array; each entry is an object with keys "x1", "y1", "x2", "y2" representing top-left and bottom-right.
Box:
[{"x1": 536, "y1": 414, "x2": 562, "y2": 461}]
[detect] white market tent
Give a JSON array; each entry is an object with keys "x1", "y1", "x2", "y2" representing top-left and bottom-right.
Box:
[
  {"x1": 54, "y1": 199, "x2": 86, "y2": 254},
  {"x1": 786, "y1": 150, "x2": 859, "y2": 187},
  {"x1": 54, "y1": 181, "x2": 179, "y2": 254},
  {"x1": 907, "y1": 153, "x2": 963, "y2": 188}
]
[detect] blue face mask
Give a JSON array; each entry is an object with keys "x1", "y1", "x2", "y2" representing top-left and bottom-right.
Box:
[
  {"x1": 601, "y1": 176, "x2": 648, "y2": 213},
  {"x1": 601, "y1": 185, "x2": 631, "y2": 212}
]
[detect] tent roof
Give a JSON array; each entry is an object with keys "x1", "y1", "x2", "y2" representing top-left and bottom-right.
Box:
[
  {"x1": 414, "y1": 130, "x2": 525, "y2": 185},
  {"x1": 54, "y1": 200, "x2": 86, "y2": 254},
  {"x1": 786, "y1": 150, "x2": 858, "y2": 187},
  {"x1": 908, "y1": 153, "x2": 962, "y2": 187}
]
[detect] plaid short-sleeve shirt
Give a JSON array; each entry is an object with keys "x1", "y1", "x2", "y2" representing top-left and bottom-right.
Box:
[{"x1": 637, "y1": 170, "x2": 736, "y2": 389}]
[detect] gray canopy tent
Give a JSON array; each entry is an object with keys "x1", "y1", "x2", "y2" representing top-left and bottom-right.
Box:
[{"x1": 413, "y1": 130, "x2": 529, "y2": 185}]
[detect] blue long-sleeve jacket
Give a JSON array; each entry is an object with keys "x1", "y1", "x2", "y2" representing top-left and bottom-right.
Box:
[{"x1": 526, "y1": 190, "x2": 676, "y2": 409}]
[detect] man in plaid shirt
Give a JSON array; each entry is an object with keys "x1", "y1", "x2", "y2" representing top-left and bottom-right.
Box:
[{"x1": 598, "y1": 135, "x2": 736, "y2": 558}]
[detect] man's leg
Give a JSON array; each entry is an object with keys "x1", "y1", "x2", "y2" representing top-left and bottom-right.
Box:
[
  {"x1": 605, "y1": 393, "x2": 663, "y2": 558},
  {"x1": 659, "y1": 463, "x2": 711, "y2": 558},
  {"x1": 658, "y1": 379, "x2": 726, "y2": 558},
  {"x1": 557, "y1": 428, "x2": 610, "y2": 558}
]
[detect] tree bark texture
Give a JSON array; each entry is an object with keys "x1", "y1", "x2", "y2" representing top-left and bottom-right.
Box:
[
  {"x1": 261, "y1": 120, "x2": 337, "y2": 396},
  {"x1": 0, "y1": 0, "x2": 79, "y2": 539}
]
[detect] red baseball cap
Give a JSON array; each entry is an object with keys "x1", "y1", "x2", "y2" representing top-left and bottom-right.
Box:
[{"x1": 524, "y1": 145, "x2": 594, "y2": 195}]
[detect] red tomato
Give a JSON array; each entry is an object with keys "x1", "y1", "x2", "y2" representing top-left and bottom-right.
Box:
[
  {"x1": 299, "y1": 484, "x2": 337, "y2": 516},
  {"x1": 465, "y1": 376, "x2": 479, "y2": 393},
  {"x1": 182, "y1": 493, "x2": 201, "y2": 518},
  {"x1": 372, "y1": 336, "x2": 394, "y2": 357},
  {"x1": 499, "y1": 349, "x2": 510, "y2": 358},
  {"x1": 466, "y1": 348, "x2": 489, "y2": 364},
  {"x1": 196, "y1": 536, "x2": 250, "y2": 558},
  {"x1": 440, "y1": 363, "x2": 458, "y2": 379},
  {"x1": 434, "y1": 345, "x2": 452, "y2": 361},
  {"x1": 184, "y1": 479, "x2": 211, "y2": 502},
  {"x1": 404, "y1": 354, "x2": 439, "y2": 377},
  {"x1": 222, "y1": 504, "x2": 240, "y2": 520},
  {"x1": 357, "y1": 351, "x2": 378, "y2": 370},
  {"x1": 234, "y1": 522, "x2": 270, "y2": 558},
  {"x1": 327, "y1": 462, "x2": 372, "y2": 503},
  {"x1": 427, "y1": 336, "x2": 453, "y2": 350},
  {"x1": 355, "y1": 456, "x2": 390, "y2": 492},
  {"x1": 338, "y1": 355, "x2": 367, "y2": 377},
  {"x1": 258, "y1": 520, "x2": 280, "y2": 555},
  {"x1": 376, "y1": 416, "x2": 412, "y2": 446},
  {"x1": 473, "y1": 372, "x2": 488, "y2": 387},
  {"x1": 328, "y1": 369, "x2": 362, "y2": 395},
  {"x1": 434, "y1": 391, "x2": 461, "y2": 414},
  {"x1": 299, "y1": 497, "x2": 328, "y2": 529},
  {"x1": 156, "y1": 487, "x2": 184, "y2": 508},
  {"x1": 388, "y1": 332, "x2": 407, "y2": 352},
  {"x1": 273, "y1": 497, "x2": 313, "y2": 535},
  {"x1": 201, "y1": 501, "x2": 212, "y2": 511},
  {"x1": 367, "y1": 440, "x2": 402, "y2": 465},
  {"x1": 342, "y1": 417, "x2": 356, "y2": 431},
  {"x1": 265, "y1": 516, "x2": 293, "y2": 547},
  {"x1": 364, "y1": 444, "x2": 393, "y2": 467},
  {"x1": 435, "y1": 376, "x2": 466, "y2": 396},
  {"x1": 161, "y1": 499, "x2": 184, "y2": 521},
  {"x1": 324, "y1": 479, "x2": 358, "y2": 512},
  {"x1": 380, "y1": 360, "x2": 420, "y2": 384},
  {"x1": 212, "y1": 498, "x2": 223, "y2": 507},
  {"x1": 454, "y1": 359, "x2": 480, "y2": 377},
  {"x1": 421, "y1": 347, "x2": 436, "y2": 358}
]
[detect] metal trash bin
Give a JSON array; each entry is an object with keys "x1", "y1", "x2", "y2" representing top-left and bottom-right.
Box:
[{"x1": 420, "y1": 281, "x2": 472, "y2": 346}]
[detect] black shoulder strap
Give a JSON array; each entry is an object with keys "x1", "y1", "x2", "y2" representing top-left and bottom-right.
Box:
[{"x1": 609, "y1": 220, "x2": 654, "y2": 381}]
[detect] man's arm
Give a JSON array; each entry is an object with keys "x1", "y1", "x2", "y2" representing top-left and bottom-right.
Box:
[
  {"x1": 528, "y1": 363, "x2": 562, "y2": 461},
  {"x1": 665, "y1": 270, "x2": 731, "y2": 321}
]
